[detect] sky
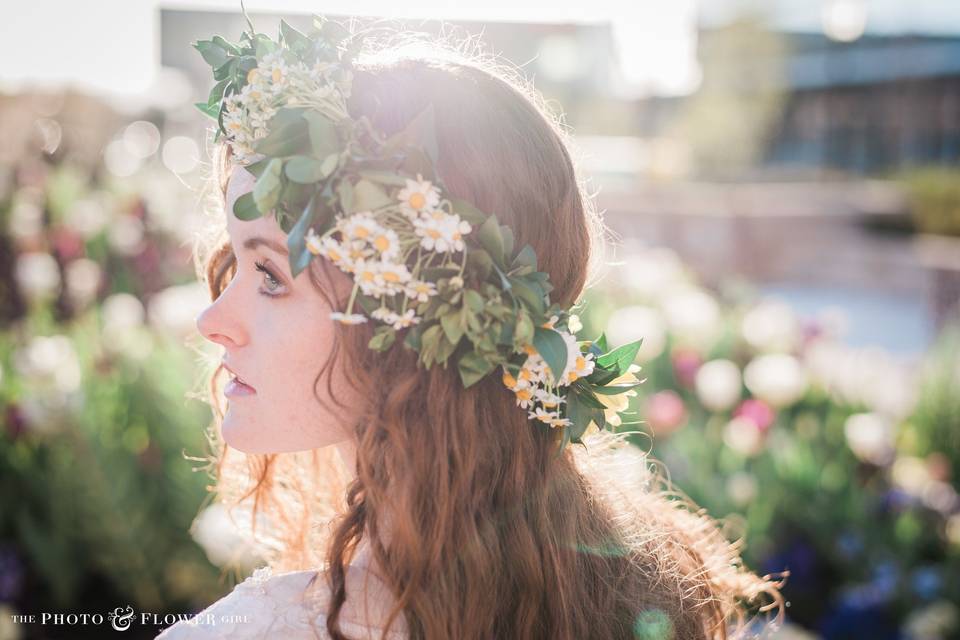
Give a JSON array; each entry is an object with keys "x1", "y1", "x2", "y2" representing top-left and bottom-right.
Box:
[{"x1": 1, "y1": 0, "x2": 958, "y2": 98}]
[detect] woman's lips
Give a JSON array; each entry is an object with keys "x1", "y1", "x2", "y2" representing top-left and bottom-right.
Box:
[
  {"x1": 222, "y1": 361, "x2": 256, "y2": 394},
  {"x1": 225, "y1": 378, "x2": 256, "y2": 396}
]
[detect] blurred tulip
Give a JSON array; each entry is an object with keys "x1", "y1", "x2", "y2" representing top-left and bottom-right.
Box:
[
  {"x1": 725, "y1": 471, "x2": 758, "y2": 506},
  {"x1": 671, "y1": 347, "x2": 702, "y2": 388},
  {"x1": 733, "y1": 398, "x2": 776, "y2": 432},
  {"x1": 644, "y1": 390, "x2": 687, "y2": 437},
  {"x1": 695, "y1": 359, "x2": 742, "y2": 412},
  {"x1": 743, "y1": 353, "x2": 808, "y2": 408}
]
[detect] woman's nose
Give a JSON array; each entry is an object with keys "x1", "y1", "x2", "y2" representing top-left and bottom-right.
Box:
[{"x1": 195, "y1": 297, "x2": 246, "y2": 349}]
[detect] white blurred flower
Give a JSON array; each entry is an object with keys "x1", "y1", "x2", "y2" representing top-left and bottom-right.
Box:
[
  {"x1": 805, "y1": 341, "x2": 918, "y2": 420},
  {"x1": 695, "y1": 359, "x2": 742, "y2": 412},
  {"x1": 922, "y1": 480, "x2": 959, "y2": 515},
  {"x1": 947, "y1": 515, "x2": 960, "y2": 547},
  {"x1": 726, "y1": 471, "x2": 758, "y2": 507},
  {"x1": 723, "y1": 416, "x2": 765, "y2": 456},
  {"x1": 102, "y1": 293, "x2": 145, "y2": 333},
  {"x1": 147, "y1": 282, "x2": 209, "y2": 338},
  {"x1": 107, "y1": 215, "x2": 145, "y2": 256},
  {"x1": 619, "y1": 247, "x2": 687, "y2": 300},
  {"x1": 190, "y1": 503, "x2": 268, "y2": 570},
  {"x1": 659, "y1": 286, "x2": 720, "y2": 350},
  {"x1": 14, "y1": 252, "x2": 60, "y2": 302},
  {"x1": 892, "y1": 456, "x2": 931, "y2": 498},
  {"x1": 64, "y1": 258, "x2": 102, "y2": 310},
  {"x1": 14, "y1": 335, "x2": 81, "y2": 394},
  {"x1": 8, "y1": 199, "x2": 44, "y2": 240},
  {"x1": 605, "y1": 305, "x2": 666, "y2": 362},
  {"x1": 743, "y1": 354, "x2": 808, "y2": 408},
  {"x1": 741, "y1": 299, "x2": 800, "y2": 354},
  {"x1": 843, "y1": 412, "x2": 896, "y2": 465},
  {"x1": 65, "y1": 196, "x2": 110, "y2": 239}
]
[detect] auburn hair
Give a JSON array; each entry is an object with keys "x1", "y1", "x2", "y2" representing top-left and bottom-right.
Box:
[{"x1": 192, "y1": 23, "x2": 787, "y2": 640}]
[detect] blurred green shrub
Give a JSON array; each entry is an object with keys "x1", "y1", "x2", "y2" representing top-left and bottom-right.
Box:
[{"x1": 899, "y1": 166, "x2": 960, "y2": 237}]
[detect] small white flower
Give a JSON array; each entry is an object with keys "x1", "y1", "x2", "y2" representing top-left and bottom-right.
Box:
[
  {"x1": 397, "y1": 173, "x2": 441, "y2": 218},
  {"x1": 371, "y1": 307, "x2": 398, "y2": 324},
  {"x1": 330, "y1": 312, "x2": 367, "y2": 325},
  {"x1": 449, "y1": 275, "x2": 464, "y2": 290},
  {"x1": 404, "y1": 279, "x2": 438, "y2": 303},
  {"x1": 370, "y1": 228, "x2": 401, "y2": 260},
  {"x1": 391, "y1": 309, "x2": 420, "y2": 330},
  {"x1": 528, "y1": 407, "x2": 555, "y2": 424},
  {"x1": 305, "y1": 227, "x2": 324, "y2": 256},
  {"x1": 339, "y1": 212, "x2": 381, "y2": 243}
]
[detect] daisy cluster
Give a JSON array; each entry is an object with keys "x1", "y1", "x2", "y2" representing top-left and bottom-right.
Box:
[
  {"x1": 222, "y1": 51, "x2": 350, "y2": 163},
  {"x1": 501, "y1": 316, "x2": 597, "y2": 429},
  {"x1": 303, "y1": 174, "x2": 472, "y2": 330}
]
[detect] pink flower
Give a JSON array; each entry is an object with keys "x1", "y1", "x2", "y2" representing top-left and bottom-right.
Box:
[
  {"x1": 671, "y1": 347, "x2": 702, "y2": 388},
  {"x1": 733, "y1": 398, "x2": 776, "y2": 432},
  {"x1": 645, "y1": 391, "x2": 688, "y2": 437}
]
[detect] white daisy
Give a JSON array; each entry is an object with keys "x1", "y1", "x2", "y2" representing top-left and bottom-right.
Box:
[
  {"x1": 397, "y1": 173, "x2": 441, "y2": 219},
  {"x1": 404, "y1": 279, "x2": 438, "y2": 303},
  {"x1": 391, "y1": 309, "x2": 420, "y2": 330}
]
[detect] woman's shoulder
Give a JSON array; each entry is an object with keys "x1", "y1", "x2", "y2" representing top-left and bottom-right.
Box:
[{"x1": 154, "y1": 565, "x2": 408, "y2": 639}]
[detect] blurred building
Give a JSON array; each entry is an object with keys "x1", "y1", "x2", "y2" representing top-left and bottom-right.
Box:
[{"x1": 766, "y1": 33, "x2": 960, "y2": 174}]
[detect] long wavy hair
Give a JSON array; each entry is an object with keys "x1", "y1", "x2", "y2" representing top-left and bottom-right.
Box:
[{"x1": 192, "y1": 22, "x2": 788, "y2": 640}]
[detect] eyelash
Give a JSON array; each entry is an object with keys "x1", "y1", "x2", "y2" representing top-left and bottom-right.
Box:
[{"x1": 254, "y1": 260, "x2": 285, "y2": 298}]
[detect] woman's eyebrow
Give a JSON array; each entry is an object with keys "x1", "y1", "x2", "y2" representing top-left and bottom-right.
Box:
[{"x1": 242, "y1": 236, "x2": 289, "y2": 257}]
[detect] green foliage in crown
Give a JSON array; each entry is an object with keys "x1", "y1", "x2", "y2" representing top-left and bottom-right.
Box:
[{"x1": 193, "y1": 13, "x2": 643, "y2": 451}]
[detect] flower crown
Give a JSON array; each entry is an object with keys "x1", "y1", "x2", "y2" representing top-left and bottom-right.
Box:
[{"x1": 194, "y1": 13, "x2": 643, "y2": 452}]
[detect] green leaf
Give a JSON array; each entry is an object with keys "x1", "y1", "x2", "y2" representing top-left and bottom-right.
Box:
[
  {"x1": 596, "y1": 339, "x2": 643, "y2": 374},
  {"x1": 194, "y1": 101, "x2": 220, "y2": 119},
  {"x1": 458, "y1": 351, "x2": 496, "y2": 388},
  {"x1": 440, "y1": 310, "x2": 465, "y2": 345},
  {"x1": 463, "y1": 289, "x2": 484, "y2": 313},
  {"x1": 476, "y1": 215, "x2": 505, "y2": 266},
  {"x1": 232, "y1": 192, "x2": 261, "y2": 220},
  {"x1": 358, "y1": 169, "x2": 409, "y2": 187},
  {"x1": 449, "y1": 198, "x2": 488, "y2": 226},
  {"x1": 590, "y1": 381, "x2": 642, "y2": 395},
  {"x1": 515, "y1": 311, "x2": 534, "y2": 346},
  {"x1": 194, "y1": 40, "x2": 230, "y2": 68},
  {"x1": 286, "y1": 192, "x2": 319, "y2": 279},
  {"x1": 304, "y1": 111, "x2": 340, "y2": 157},
  {"x1": 254, "y1": 109, "x2": 309, "y2": 156},
  {"x1": 285, "y1": 156, "x2": 328, "y2": 183},
  {"x1": 368, "y1": 326, "x2": 397, "y2": 351},
  {"x1": 252, "y1": 158, "x2": 284, "y2": 213},
  {"x1": 279, "y1": 19, "x2": 311, "y2": 53},
  {"x1": 351, "y1": 179, "x2": 392, "y2": 212},
  {"x1": 533, "y1": 327, "x2": 568, "y2": 381},
  {"x1": 508, "y1": 277, "x2": 546, "y2": 315},
  {"x1": 466, "y1": 249, "x2": 493, "y2": 281},
  {"x1": 511, "y1": 244, "x2": 537, "y2": 272}
]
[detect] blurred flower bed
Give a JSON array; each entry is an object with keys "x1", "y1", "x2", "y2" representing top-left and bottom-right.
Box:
[
  {"x1": 0, "y1": 93, "x2": 247, "y2": 637},
  {"x1": 581, "y1": 246, "x2": 960, "y2": 640}
]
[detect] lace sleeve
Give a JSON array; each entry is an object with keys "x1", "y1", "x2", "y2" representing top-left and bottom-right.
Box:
[{"x1": 154, "y1": 567, "x2": 408, "y2": 640}]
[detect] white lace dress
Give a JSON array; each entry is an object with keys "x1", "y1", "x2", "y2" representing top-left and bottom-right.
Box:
[{"x1": 154, "y1": 566, "x2": 409, "y2": 639}]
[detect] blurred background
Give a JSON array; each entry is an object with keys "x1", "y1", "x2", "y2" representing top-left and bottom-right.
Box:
[{"x1": 1, "y1": 0, "x2": 959, "y2": 638}]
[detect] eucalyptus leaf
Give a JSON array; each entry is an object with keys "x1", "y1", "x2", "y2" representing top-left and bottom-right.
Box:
[
  {"x1": 252, "y1": 158, "x2": 284, "y2": 213},
  {"x1": 286, "y1": 192, "x2": 319, "y2": 279},
  {"x1": 304, "y1": 111, "x2": 340, "y2": 157},
  {"x1": 532, "y1": 327, "x2": 568, "y2": 381},
  {"x1": 284, "y1": 156, "x2": 327, "y2": 183},
  {"x1": 458, "y1": 351, "x2": 496, "y2": 388},
  {"x1": 351, "y1": 179, "x2": 392, "y2": 212},
  {"x1": 232, "y1": 192, "x2": 261, "y2": 220},
  {"x1": 254, "y1": 109, "x2": 309, "y2": 156},
  {"x1": 477, "y1": 215, "x2": 505, "y2": 266}
]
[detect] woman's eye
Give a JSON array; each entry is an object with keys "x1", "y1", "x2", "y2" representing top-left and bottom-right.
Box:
[{"x1": 254, "y1": 260, "x2": 285, "y2": 297}]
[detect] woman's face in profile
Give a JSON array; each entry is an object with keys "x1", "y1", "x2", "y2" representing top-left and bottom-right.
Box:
[{"x1": 195, "y1": 166, "x2": 361, "y2": 453}]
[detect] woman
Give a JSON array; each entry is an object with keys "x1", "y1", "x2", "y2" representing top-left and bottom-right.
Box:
[{"x1": 158, "y1": 15, "x2": 786, "y2": 640}]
